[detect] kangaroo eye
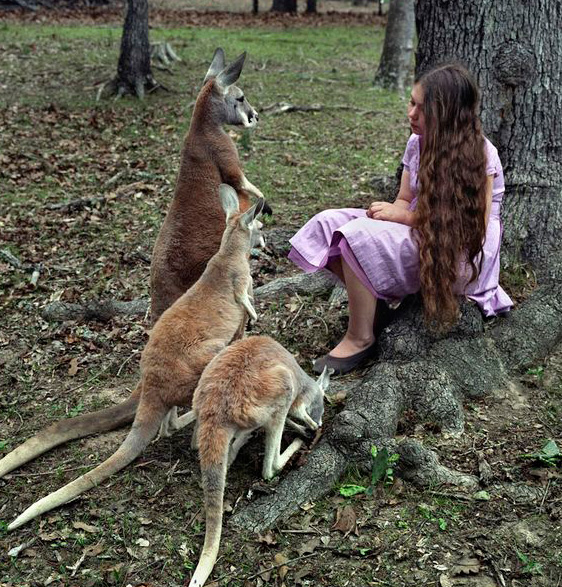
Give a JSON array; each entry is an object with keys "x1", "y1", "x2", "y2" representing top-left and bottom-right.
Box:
[{"x1": 236, "y1": 96, "x2": 245, "y2": 103}]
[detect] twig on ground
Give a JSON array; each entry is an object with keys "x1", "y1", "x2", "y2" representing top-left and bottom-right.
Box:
[{"x1": 216, "y1": 551, "x2": 319, "y2": 584}]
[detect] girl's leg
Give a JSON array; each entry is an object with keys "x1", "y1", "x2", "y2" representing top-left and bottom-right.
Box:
[{"x1": 328, "y1": 258, "x2": 377, "y2": 358}]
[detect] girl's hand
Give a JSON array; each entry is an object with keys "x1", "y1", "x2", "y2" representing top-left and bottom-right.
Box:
[{"x1": 367, "y1": 201, "x2": 402, "y2": 222}]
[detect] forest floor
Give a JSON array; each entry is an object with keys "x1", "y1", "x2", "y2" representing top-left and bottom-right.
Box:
[{"x1": 0, "y1": 4, "x2": 560, "y2": 587}]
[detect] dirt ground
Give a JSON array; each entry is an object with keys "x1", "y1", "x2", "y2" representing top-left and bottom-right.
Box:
[{"x1": 0, "y1": 2, "x2": 561, "y2": 587}]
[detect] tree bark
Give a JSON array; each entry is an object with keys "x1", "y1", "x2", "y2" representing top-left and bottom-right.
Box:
[
  {"x1": 374, "y1": 0, "x2": 415, "y2": 91},
  {"x1": 232, "y1": 0, "x2": 562, "y2": 533},
  {"x1": 99, "y1": 0, "x2": 160, "y2": 100},
  {"x1": 271, "y1": 0, "x2": 297, "y2": 13},
  {"x1": 415, "y1": 0, "x2": 562, "y2": 278}
]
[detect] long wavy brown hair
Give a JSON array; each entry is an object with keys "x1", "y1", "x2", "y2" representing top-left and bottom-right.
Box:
[{"x1": 414, "y1": 63, "x2": 488, "y2": 332}]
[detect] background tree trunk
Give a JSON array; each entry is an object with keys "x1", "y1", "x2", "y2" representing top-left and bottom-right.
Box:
[
  {"x1": 252, "y1": 0, "x2": 259, "y2": 14},
  {"x1": 271, "y1": 0, "x2": 297, "y2": 13},
  {"x1": 232, "y1": 0, "x2": 562, "y2": 534},
  {"x1": 99, "y1": 0, "x2": 160, "y2": 99},
  {"x1": 374, "y1": 0, "x2": 415, "y2": 91},
  {"x1": 416, "y1": 0, "x2": 562, "y2": 278},
  {"x1": 306, "y1": 0, "x2": 317, "y2": 13}
]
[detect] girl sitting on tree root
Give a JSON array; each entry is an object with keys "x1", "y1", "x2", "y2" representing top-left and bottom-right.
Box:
[{"x1": 289, "y1": 63, "x2": 513, "y2": 375}]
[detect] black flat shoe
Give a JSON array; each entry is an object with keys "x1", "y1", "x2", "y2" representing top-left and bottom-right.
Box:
[{"x1": 313, "y1": 340, "x2": 377, "y2": 375}]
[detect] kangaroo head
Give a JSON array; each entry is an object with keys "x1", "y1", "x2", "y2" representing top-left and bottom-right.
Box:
[
  {"x1": 306, "y1": 366, "x2": 330, "y2": 428},
  {"x1": 219, "y1": 184, "x2": 265, "y2": 251},
  {"x1": 203, "y1": 48, "x2": 259, "y2": 129}
]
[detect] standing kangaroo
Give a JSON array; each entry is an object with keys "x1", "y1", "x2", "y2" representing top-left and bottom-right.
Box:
[
  {"x1": 2, "y1": 185, "x2": 264, "y2": 531},
  {"x1": 151, "y1": 47, "x2": 266, "y2": 324},
  {"x1": 189, "y1": 336, "x2": 330, "y2": 587}
]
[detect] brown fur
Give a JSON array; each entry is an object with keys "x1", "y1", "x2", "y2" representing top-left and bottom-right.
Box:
[
  {"x1": 5, "y1": 189, "x2": 263, "y2": 531},
  {"x1": 189, "y1": 336, "x2": 329, "y2": 587},
  {"x1": 150, "y1": 50, "x2": 260, "y2": 323}
]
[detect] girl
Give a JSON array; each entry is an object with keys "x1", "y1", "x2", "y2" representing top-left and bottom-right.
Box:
[{"x1": 288, "y1": 63, "x2": 513, "y2": 375}]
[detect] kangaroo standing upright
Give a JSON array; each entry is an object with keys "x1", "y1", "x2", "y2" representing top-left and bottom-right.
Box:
[
  {"x1": 2, "y1": 185, "x2": 265, "y2": 531},
  {"x1": 151, "y1": 47, "x2": 266, "y2": 324},
  {"x1": 189, "y1": 336, "x2": 330, "y2": 587}
]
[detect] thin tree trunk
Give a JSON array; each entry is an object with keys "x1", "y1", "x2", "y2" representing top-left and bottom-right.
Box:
[
  {"x1": 98, "y1": 0, "x2": 161, "y2": 100},
  {"x1": 271, "y1": 0, "x2": 297, "y2": 13},
  {"x1": 306, "y1": 0, "x2": 317, "y2": 13},
  {"x1": 252, "y1": 0, "x2": 259, "y2": 14},
  {"x1": 374, "y1": 0, "x2": 415, "y2": 91}
]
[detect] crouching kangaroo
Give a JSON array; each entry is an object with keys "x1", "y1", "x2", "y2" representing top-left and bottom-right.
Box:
[
  {"x1": 3, "y1": 185, "x2": 265, "y2": 531},
  {"x1": 151, "y1": 47, "x2": 268, "y2": 324},
  {"x1": 189, "y1": 336, "x2": 330, "y2": 587}
]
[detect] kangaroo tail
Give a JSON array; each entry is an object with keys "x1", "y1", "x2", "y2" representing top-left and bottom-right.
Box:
[
  {"x1": 0, "y1": 384, "x2": 141, "y2": 480},
  {"x1": 189, "y1": 425, "x2": 232, "y2": 587},
  {"x1": 8, "y1": 397, "x2": 164, "y2": 531}
]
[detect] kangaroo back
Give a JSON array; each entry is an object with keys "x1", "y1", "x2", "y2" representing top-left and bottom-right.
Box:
[
  {"x1": 150, "y1": 48, "x2": 262, "y2": 323},
  {"x1": 189, "y1": 336, "x2": 329, "y2": 586},
  {"x1": 5, "y1": 189, "x2": 265, "y2": 531}
]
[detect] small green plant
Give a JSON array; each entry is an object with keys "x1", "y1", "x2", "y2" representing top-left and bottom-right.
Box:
[
  {"x1": 68, "y1": 402, "x2": 85, "y2": 418},
  {"x1": 0, "y1": 439, "x2": 10, "y2": 451},
  {"x1": 517, "y1": 551, "x2": 543, "y2": 575},
  {"x1": 521, "y1": 439, "x2": 561, "y2": 467},
  {"x1": 526, "y1": 365, "x2": 545, "y2": 379},
  {"x1": 339, "y1": 445, "x2": 400, "y2": 497}
]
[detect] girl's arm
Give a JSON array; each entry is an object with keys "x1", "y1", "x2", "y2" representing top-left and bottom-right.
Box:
[{"x1": 367, "y1": 169, "x2": 416, "y2": 226}]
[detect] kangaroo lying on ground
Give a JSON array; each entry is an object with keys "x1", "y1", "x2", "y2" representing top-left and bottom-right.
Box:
[
  {"x1": 151, "y1": 47, "x2": 267, "y2": 324},
  {"x1": 2, "y1": 185, "x2": 265, "y2": 531},
  {"x1": 188, "y1": 336, "x2": 330, "y2": 587}
]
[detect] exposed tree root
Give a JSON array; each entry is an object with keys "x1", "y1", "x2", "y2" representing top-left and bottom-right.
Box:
[
  {"x1": 96, "y1": 74, "x2": 168, "y2": 101},
  {"x1": 150, "y1": 42, "x2": 181, "y2": 67},
  {"x1": 41, "y1": 271, "x2": 335, "y2": 322},
  {"x1": 231, "y1": 284, "x2": 562, "y2": 533}
]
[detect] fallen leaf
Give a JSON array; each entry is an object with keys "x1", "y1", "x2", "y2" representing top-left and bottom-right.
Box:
[
  {"x1": 257, "y1": 530, "x2": 277, "y2": 546},
  {"x1": 296, "y1": 537, "x2": 320, "y2": 556},
  {"x1": 68, "y1": 357, "x2": 79, "y2": 376},
  {"x1": 332, "y1": 505, "x2": 358, "y2": 537},
  {"x1": 451, "y1": 554, "x2": 482, "y2": 576},
  {"x1": 136, "y1": 538, "x2": 150, "y2": 547},
  {"x1": 472, "y1": 490, "x2": 491, "y2": 501},
  {"x1": 274, "y1": 553, "x2": 289, "y2": 581},
  {"x1": 439, "y1": 574, "x2": 454, "y2": 587},
  {"x1": 72, "y1": 521, "x2": 99, "y2": 533},
  {"x1": 84, "y1": 542, "x2": 105, "y2": 557}
]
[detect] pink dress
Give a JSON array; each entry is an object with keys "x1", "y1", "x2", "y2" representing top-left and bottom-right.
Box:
[{"x1": 288, "y1": 134, "x2": 513, "y2": 317}]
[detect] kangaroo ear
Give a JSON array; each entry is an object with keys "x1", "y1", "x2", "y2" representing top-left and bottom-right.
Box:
[
  {"x1": 204, "y1": 47, "x2": 226, "y2": 83},
  {"x1": 241, "y1": 197, "x2": 264, "y2": 227},
  {"x1": 219, "y1": 184, "x2": 240, "y2": 219},
  {"x1": 215, "y1": 52, "x2": 247, "y2": 91},
  {"x1": 316, "y1": 366, "x2": 332, "y2": 393}
]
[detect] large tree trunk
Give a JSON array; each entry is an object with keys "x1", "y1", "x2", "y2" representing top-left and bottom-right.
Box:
[
  {"x1": 416, "y1": 0, "x2": 562, "y2": 278},
  {"x1": 271, "y1": 0, "x2": 297, "y2": 13},
  {"x1": 98, "y1": 0, "x2": 161, "y2": 100},
  {"x1": 374, "y1": 0, "x2": 415, "y2": 91},
  {"x1": 232, "y1": 0, "x2": 562, "y2": 534}
]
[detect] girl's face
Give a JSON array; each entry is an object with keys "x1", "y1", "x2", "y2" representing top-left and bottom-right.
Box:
[{"x1": 408, "y1": 83, "x2": 425, "y2": 135}]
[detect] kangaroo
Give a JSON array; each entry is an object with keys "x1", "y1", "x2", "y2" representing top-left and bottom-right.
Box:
[
  {"x1": 188, "y1": 336, "x2": 330, "y2": 587},
  {"x1": 151, "y1": 47, "x2": 267, "y2": 324},
  {"x1": 3, "y1": 185, "x2": 264, "y2": 531}
]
